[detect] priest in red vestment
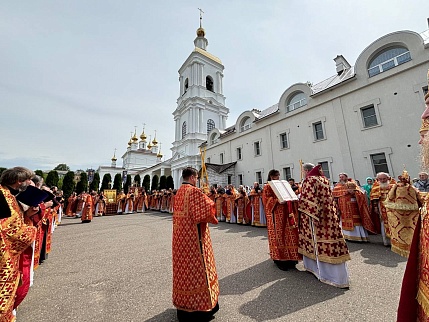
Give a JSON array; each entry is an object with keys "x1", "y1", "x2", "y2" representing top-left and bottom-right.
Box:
[
  {"x1": 298, "y1": 163, "x2": 350, "y2": 288},
  {"x1": 262, "y1": 169, "x2": 301, "y2": 271},
  {"x1": 172, "y1": 167, "x2": 219, "y2": 322},
  {"x1": 0, "y1": 167, "x2": 38, "y2": 321}
]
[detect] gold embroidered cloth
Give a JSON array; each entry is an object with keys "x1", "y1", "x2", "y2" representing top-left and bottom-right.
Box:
[
  {"x1": 370, "y1": 181, "x2": 395, "y2": 237},
  {"x1": 172, "y1": 184, "x2": 219, "y2": 312},
  {"x1": 0, "y1": 185, "x2": 36, "y2": 319},
  {"x1": 298, "y1": 176, "x2": 350, "y2": 264},
  {"x1": 262, "y1": 184, "x2": 301, "y2": 261},
  {"x1": 385, "y1": 184, "x2": 421, "y2": 258}
]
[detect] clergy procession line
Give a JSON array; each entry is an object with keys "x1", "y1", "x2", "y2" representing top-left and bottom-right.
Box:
[{"x1": 0, "y1": 165, "x2": 426, "y2": 321}]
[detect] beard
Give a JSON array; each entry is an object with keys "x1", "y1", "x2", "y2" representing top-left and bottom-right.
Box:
[
  {"x1": 421, "y1": 132, "x2": 429, "y2": 170},
  {"x1": 339, "y1": 180, "x2": 347, "y2": 184},
  {"x1": 19, "y1": 182, "x2": 29, "y2": 191},
  {"x1": 379, "y1": 182, "x2": 389, "y2": 189}
]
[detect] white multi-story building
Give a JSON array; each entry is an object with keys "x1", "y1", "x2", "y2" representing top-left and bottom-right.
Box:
[{"x1": 203, "y1": 29, "x2": 429, "y2": 186}]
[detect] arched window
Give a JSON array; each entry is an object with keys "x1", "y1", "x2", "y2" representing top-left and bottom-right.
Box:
[
  {"x1": 207, "y1": 119, "x2": 215, "y2": 134},
  {"x1": 368, "y1": 46, "x2": 411, "y2": 77},
  {"x1": 286, "y1": 92, "x2": 307, "y2": 113},
  {"x1": 240, "y1": 116, "x2": 252, "y2": 132},
  {"x1": 210, "y1": 133, "x2": 218, "y2": 145},
  {"x1": 206, "y1": 76, "x2": 214, "y2": 92},
  {"x1": 184, "y1": 78, "x2": 189, "y2": 92},
  {"x1": 182, "y1": 122, "x2": 187, "y2": 139}
]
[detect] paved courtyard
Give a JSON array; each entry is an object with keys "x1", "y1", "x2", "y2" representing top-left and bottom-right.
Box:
[{"x1": 18, "y1": 211, "x2": 407, "y2": 321}]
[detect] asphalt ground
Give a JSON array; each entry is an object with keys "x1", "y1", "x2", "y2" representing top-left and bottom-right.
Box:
[{"x1": 17, "y1": 211, "x2": 407, "y2": 322}]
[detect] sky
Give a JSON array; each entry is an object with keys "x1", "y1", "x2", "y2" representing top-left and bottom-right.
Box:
[{"x1": 1, "y1": 0, "x2": 428, "y2": 171}]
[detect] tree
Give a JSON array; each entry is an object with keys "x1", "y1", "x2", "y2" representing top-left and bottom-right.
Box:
[
  {"x1": 57, "y1": 177, "x2": 64, "y2": 190},
  {"x1": 62, "y1": 171, "x2": 75, "y2": 200},
  {"x1": 124, "y1": 175, "x2": 132, "y2": 194},
  {"x1": 0, "y1": 167, "x2": 6, "y2": 177},
  {"x1": 101, "y1": 173, "x2": 112, "y2": 191},
  {"x1": 113, "y1": 173, "x2": 122, "y2": 192},
  {"x1": 166, "y1": 175, "x2": 174, "y2": 190},
  {"x1": 34, "y1": 170, "x2": 45, "y2": 179},
  {"x1": 45, "y1": 170, "x2": 59, "y2": 188},
  {"x1": 89, "y1": 172, "x2": 100, "y2": 192},
  {"x1": 75, "y1": 172, "x2": 88, "y2": 195},
  {"x1": 134, "y1": 174, "x2": 141, "y2": 187},
  {"x1": 143, "y1": 175, "x2": 150, "y2": 192},
  {"x1": 159, "y1": 175, "x2": 167, "y2": 190},
  {"x1": 151, "y1": 175, "x2": 159, "y2": 191},
  {"x1": 54, "y1": 164, "x2": 70, "y2": 171}
]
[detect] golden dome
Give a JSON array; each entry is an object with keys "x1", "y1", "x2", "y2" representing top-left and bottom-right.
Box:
[
  {"x1": 152, "y1": 131, "x2": 158, "y2": 146},
  {"x1": 196, "y1": 27, "x2": 205, "y2": 37},
  {"x1": 147, "y1": 135, "x2": 153, "y2": 149},
  {"x1": 127, "y1": 138, "x2": 132, "y2": 146},
  {"x1": 157, "y1": 143, "x2": 162, "y2": 158},
  {"x1": 111, "y1": 152, "x2": 117, "y2": 162},
  {"x1": 131, "y1": 129, "x2": 138, "y2": 142},
  {"x1": 140, "y1": 129, "x2": 147, "y2": 141}
]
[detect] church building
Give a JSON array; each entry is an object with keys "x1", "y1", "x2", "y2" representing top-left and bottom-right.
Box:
[{"x1": 98, "y1": 19, "x2": 429, "y2": 190}]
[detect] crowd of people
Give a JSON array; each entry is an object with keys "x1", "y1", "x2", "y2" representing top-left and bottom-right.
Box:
[
  {"x1": 171, "y1": 161, "x2": 429, "y2": 321},
  {"x1": 0, "y1": 167, "x2": 64, "y2": 320}
]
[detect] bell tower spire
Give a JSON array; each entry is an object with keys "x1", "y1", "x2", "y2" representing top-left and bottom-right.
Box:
[{"x1": 194, "y1": 8, "x2": 208, "y2": 50}]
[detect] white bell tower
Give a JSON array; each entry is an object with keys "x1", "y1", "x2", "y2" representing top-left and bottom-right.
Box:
[{"x1": 170, "y1": 12, "x2": 229, "y2": 187}]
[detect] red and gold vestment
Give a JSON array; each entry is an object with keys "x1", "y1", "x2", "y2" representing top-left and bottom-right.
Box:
[
  {"x1": 262, "y1": 184, "x2": 301, "y2": 262},
  {"x1": 298, "y1": 174, "x2": 350, "y2": 264},
  {"x1": 0, "y1": 185, "x2": 36, "y2": 321},
  {"x1": 172, "y1": 183, "x2": 219, "y2": 313}
]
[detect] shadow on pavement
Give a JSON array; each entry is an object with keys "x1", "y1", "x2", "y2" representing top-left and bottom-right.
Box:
[
  {"x1": 347, "y1": 239, "x2": 407, "y2": 267},
  {"x1": 220, "y1": 260, "x2": 346, "y2": 321},
  {"x1": 144, "y1": 308, "x2": 177, "y2": 322},
  {"x1": 212, "y1": 222, "x2": 268, "y2": 239}
]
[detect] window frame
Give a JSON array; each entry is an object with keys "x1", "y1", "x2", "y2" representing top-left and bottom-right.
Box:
[
  {"x1": 254, "y1": 141, "x2": 261, "y2": 156},
  {"x1": 279, "y1": 132, "x2": 289, "y2": 149},
  {"x1": 255, "y1": 171, "x2": 263, "y2": 185},
  {"x1": 220, "y1": 152, "x2": 224, "y2": 164},
  {"x1": 236, "y1": 147, "x2": 242, "y2": 160},
  {"x1": 368, "y1": 47, "x2": 411, "y2": 77},
  {"x1": 182, "y1": 121, "x2": 187, "y2": 139},
  {"x1": 207, "y1": 119, "x2": 215, "y2": 134},
  {"x1": 353, "y1": 98, "x2": 382, "y2": 131},
  {"x1": 313, "y1": 122, "x2": 324, "y2": 141}
]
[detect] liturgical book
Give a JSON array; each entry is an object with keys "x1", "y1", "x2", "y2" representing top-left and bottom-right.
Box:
[{"x1": 268, "y1": 180, "x2": 298, "y2": 203}]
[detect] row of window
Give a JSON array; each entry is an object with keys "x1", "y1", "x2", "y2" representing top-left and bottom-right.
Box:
[
  {"x1": 208, "y1": 104, "x2": 380, "y2": 167},
  {"x1": 232, "y1": 152, "x2": 389, "y2": 186}
]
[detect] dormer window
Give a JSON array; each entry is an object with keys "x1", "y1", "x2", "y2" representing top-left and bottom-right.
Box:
[
  {"x1": 210, "y1": 133, "x2": 218, "y2": 145},
  {"x1": 368, "y1": 46, "x2": 411, "y2": 77},
  {"x1": 206, "y1": 76, "x2": 214, "y2": 92},
  {"x1": 240, "y1": 117, "x2": 252, "y2": 132},
  {"x1": 286, "y1": 92, "x2": 307, "y2": 113}
]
